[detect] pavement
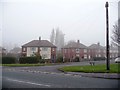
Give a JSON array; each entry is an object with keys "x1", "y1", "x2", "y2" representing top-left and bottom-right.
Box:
[{"x1": 65, "y1": 72, "x2": 120, "y2": 79}]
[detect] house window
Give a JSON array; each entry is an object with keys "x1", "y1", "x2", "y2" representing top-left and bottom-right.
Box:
[
  {"x1": 30, "y1": 47, "x2": 36, "y2": 52},
  {"x1": 42, "y1": 54, "x2": 47, "y2": 59},
  {"x1": 64, "y1": 49, "x2": 67, "y2": 53},
  {"x1": 84, "y1": 54, "x2": 87, "y2": 59},
  {"x1": 52, "y1": 48, "x2": 55, "y2": 52},
  {"x1": 98, "y1": 54, "x2": 101, "y2": 57},
  {"x1": 96, "y1": 54, "x2": 97, "y2": 57},
  {"x1": 42, "y1": 47, "x2": 48, "y2": 51},
  {"x1": 23, "y1": 48, "x2": 26, "y2": 51},
  {"x1": 84, "y1": 49, "x2": 87, "y2": 53},
  {"x1": 76, "y1": 49, "x2": 79, "y2": 53}
]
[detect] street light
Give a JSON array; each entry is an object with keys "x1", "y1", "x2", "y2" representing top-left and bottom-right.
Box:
[{"x1": 105, "y1": 2, "x2": 110, "y2": 70}]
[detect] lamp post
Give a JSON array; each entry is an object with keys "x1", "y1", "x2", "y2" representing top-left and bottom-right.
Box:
[{"x1": 105, "y1": 2, "x2": 110, "y2": 70}]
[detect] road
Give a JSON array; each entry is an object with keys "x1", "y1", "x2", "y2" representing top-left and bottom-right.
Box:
[
  {"x1": 2, "y1": 61, "x2": 119, "y2": 88},
  {"x1": 2, "y1": 60, "x2": 115, "y2": 73},
  {"x1": 3, "y1": 70, "x2": 119, "y2": 88}
]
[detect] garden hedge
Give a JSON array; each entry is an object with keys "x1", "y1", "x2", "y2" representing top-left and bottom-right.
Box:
[
  {"x1": 19, "y1": 57, "x2": 39, "y2": 64},
  {"x1": 2, "y1": 57, "x2": 16, "y2": 64}
]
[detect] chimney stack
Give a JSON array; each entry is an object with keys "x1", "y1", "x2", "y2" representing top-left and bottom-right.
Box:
[
  {"x1": 77, "y1": 40, "x2": 80, "y2": 43},
  {"x1": 39, "y1": 36, "x2": 41, "y2": 41},
  {"x1": 97, "y1": 42, "x2": 100, "y2": 46}
]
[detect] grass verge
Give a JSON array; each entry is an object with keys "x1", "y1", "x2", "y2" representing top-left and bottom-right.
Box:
[
  {"x1": 58, "y1": 63, "x2": 120, "y2": 73},
  {"x1": 2, "y1": 64, "x2": 48, "y2": 67},
  {"x1": 1, "y1": 63, "x2": 61, "y2": 67}
]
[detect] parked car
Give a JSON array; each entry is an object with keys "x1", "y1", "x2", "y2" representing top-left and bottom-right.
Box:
[{"x1": 115, "y1": 57, "x2": 120, "y2": 63}]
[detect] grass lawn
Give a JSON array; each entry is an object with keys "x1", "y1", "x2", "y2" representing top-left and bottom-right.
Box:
[
  {"x1": 2, "y1": 64, "x2": 45, "y2": 67},
  {"x1": 1, "y1": 63, "x2": 59, "y2": 67},
  {"x1": 59, "y1": 63, "x2": 120, "y2": 73}
]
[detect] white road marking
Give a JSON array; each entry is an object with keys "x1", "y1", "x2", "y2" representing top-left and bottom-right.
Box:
[{"x1": 7, "y1": 78, "x2": 51, "y2": 87}]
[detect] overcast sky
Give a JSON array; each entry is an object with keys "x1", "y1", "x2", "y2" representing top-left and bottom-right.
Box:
[{"x1": 0, "y1": 0, "x2": 119, "y2": 50}]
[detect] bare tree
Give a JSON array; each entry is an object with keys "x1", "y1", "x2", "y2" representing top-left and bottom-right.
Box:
[
  {"x1": 111, "y1": 19, "x2": 120, "y2": 57},
  {"x1": 50, "y1": 27, "x2": 65, "y2": 50},
  {"x1": 111, "y1": 19, "x2": 120, "y2": 46},
  {"x1": 50, "y1": 29, "x2": 55, "y2": 44},
  {"x1": 54, "y1": 28, "x2": 65, "y2": 50},
  {"x1": 55, "y1": 28, "x2": 59, "y2": 48}
]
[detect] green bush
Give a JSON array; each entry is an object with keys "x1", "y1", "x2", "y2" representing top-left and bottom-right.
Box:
[
  {"x1": 64, "y1": 58, "x2": 70, "y2": 62},
  {"x1": 2, "y1": 57, "x2": 16, "y2": 64},
  {"x1": 39, "y1": 59, "x2": 45, "y2": 63},
  {"x1": 74, "y1": 57, "x2": 80, "y2": 62},
  {"x1": 19, "y1": 57, "x2": 39, "y2": 64},
  {"x1": 56, "y1": 56, "x2": 63, "y2": 63}
]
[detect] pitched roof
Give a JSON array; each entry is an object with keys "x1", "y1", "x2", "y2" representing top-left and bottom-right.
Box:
[
  {"x1": 22, "y1": 40, "x2": 56, "y2": 48},
  {"x1": 63, "y1": 42, "x2": 87, "y2": 49},
  {"x1": 89, "y1": 44, "x2": 104, "y2": 49}
]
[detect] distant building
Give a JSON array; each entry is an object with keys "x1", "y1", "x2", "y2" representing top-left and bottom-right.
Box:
[
  {"x1": 88, "y1": 43, "x2": 118, "y2": 59},
  {"x1": 0, "y1": 47, "x2": 7, "y2": 56},
  {"x1": 88, "y1": 42, "x2": 105, "y2": 58},
  {"x1": 10, "y1": 47, "x2": 21, "y2": 54},
  {"x1": 61, "y1": 40, "x2": 89, "y2": 61},
  {"x1": 21, "y1": 37, "x2": 57, "y2": 62},
  {"x1": 62, "y1": 41, "x2": 118, "y2": 62},
  {"x1": 109, "y1": 45, "x2": 118, "y2": 58}
]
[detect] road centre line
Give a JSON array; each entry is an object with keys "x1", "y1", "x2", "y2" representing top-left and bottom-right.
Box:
[{"x1": 7, "y1": 78, "x2": 51, "y2": 87}]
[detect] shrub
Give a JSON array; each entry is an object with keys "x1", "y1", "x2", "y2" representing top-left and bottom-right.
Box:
[
  {"x1": 74, "y1": 57, "x2": 80, "y2": 62},
  {"x1": 19, "y1": 57, "x2": 39, "y2": 64},
  {"x1": 39, "y1": 59, "x2": 45, "y2": 63},
  {"x1": 2, "y1": 56, "x2": 16, "y2": 64},
  {"x1": 64, "y1": 58, "x2": 69, "y2": 62},
  {"x1": 56, "y1": 56, "x2": 63, "y2": 63}
]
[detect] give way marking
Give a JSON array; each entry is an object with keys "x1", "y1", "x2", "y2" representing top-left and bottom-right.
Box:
[{"x1": 7, "y1": 78, "x2": 51, "y2": 87}]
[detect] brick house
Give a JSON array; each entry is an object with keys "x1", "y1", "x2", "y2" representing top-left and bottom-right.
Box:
[
  {"x1": 88, "y1": 43, "x2": 105, "y2": 58},
  {"x1": 22, "y1": 37, "x2": 57, "y2": 62},
  {"x1": 108, "y1": 45, "x2": 118, "y2": 59},
  {"x1": 62, "y1": 41, "x2": 119, "y2": 62},
  {"x1": 61, "y1": 40, "x2": 89, "y2": 61},
  {"x1": 89, "y1": 43, "x2": 118, "y2": 59}
]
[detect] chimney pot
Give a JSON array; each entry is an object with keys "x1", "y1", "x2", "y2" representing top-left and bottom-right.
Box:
[
  {"x1": 97, "y1": 42, "x2": 100, "y2": 46},
  {"x1": 77, "y1": 40, "x2": 80, "y2": 43},
  {"x1": 39, "y1": 37, "x2": 41, "y2": 41}
]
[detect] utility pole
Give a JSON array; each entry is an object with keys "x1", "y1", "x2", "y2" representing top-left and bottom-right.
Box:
[{"x1": 105, "y1": 2, "x2": 110, "y2": 70}]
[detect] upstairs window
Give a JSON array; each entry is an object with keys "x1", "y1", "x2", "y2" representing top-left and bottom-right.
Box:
[
  {"x1": 42, "y1": 47, "x2": 48, "y2": 51},
  {"x1": 84, "y1": 49, "x2": 87, "y2": 53},
  {"x1": 76, "y1": 49, "x2": 79, "y2": 53},
  {"x1": 30, "y1": 47, "x2": 36, "y2": 52},
  {"x1": 23, "y1": 47, "x2": 26, "y2": 51}
]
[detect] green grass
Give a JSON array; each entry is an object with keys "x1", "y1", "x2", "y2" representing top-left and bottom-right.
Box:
[
  {"x1": 59, "y1": 63, "x2": 120, "y2": 73},
  {"x1": 2, "y1": 64, "x2": 45, "y2": 67},
  {"x1": 1, "y1": 63, "x2": 60, "y2": 67}
]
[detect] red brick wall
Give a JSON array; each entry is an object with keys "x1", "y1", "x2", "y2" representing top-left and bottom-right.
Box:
[{"x1": 62, "y1": 48, "x2": 89, "y2": 60}]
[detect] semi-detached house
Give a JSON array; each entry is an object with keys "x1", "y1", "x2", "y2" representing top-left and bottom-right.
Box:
[
  {"x1": 21, "y1": 37, "x2": 56, "y2": 62},
  {"x1": 61, "y1": 40, "x2": 89, "y2": 61}
]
